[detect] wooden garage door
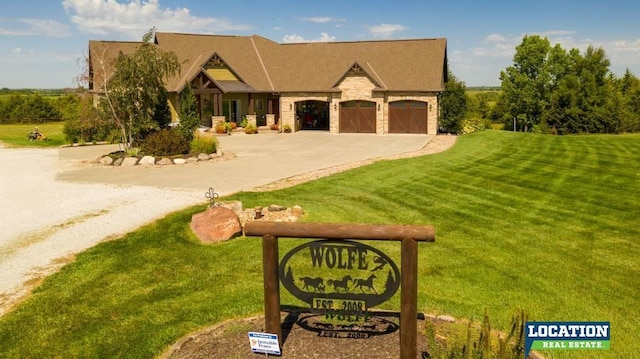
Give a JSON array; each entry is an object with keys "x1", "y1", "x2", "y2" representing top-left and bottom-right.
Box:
[
  {"x1": 389, "y1": 101, "x2": 427, "y2": 134},
  {"x1": 340, "y1": 101, "x2": 376, "y2": 133}
]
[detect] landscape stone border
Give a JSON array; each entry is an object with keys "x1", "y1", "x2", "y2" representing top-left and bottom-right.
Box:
[{"x1": 93, "y1": 151, "x2": 226, "y2": 167}]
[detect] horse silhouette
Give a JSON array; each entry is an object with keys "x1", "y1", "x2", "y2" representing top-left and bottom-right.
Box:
[
  {"x1": 299, "y1": 276, "x2": 325, "y2": 292},
  {"x1": 353, "y1": 274, "x2": 377, "y2": 293},
  {"x1": 327, "y1": 275, "x2": 352, "y2": 293}
]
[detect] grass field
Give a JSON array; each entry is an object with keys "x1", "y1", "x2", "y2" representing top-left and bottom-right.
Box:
[
  {"x1": 0, "y1": 122, "x2": 66, "y2": 147},
  {"x1": 0, "y1": 130, "x2": 638, "y2": 358}
]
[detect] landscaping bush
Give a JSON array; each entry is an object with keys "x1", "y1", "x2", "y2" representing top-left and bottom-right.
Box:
[
  {"x1": 190, "y1": 130, "x2": 218, "y2": 154},
  {"x1": 141, "y1": 128, "x2": 189, "y2": 156},
  {"x1": 244, "y1": 123, "x2": 258, "y2": 134},
  {"x1": 459, "y1": 117, "x2": 489, "y2": 134}
]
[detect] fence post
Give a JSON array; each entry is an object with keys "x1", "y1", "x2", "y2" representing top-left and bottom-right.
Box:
[
  {"x1": 400, "y1": 237, "x2": 418, "y2": 359},
  {"x1": 262, "y1": 233, "x2": 282, "y2": 344}
]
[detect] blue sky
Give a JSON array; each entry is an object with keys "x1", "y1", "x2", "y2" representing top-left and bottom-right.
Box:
[{"x1": 1, "y1": 0, "x2": 639, "y2": 88}]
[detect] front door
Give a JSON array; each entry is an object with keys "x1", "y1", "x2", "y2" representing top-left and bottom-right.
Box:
[{"x1": 223, "y1": 100, "x2": 239, "y2": 123}]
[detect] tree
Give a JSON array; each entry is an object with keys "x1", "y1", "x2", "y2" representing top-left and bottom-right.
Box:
[
  {"x1": 499, "y1": 35, "x2": 551, "y2": 132},
  {"x1": 152, "y1": 89, "x2": 172, "y2": 130},
  {"x1": 439, "y1": 71, "x2": 467, "y2": 133},
  {"x1": 94, "y1": 28, "x2": 180, "y2": 151},
  {"x1": 177, "y1": 83, "x2": 200, "y2": 142},
  {"x1": 61, "y1": 92, "x2": 109, "y2": 143}
]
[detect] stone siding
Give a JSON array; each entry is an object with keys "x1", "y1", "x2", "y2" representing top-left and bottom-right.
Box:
[
  {"x1": 280, "y1": 93, "x2": 331, "y2": 132},
  {"x1": 278, "y1": 76, "x2": 439, "y2": 134}
]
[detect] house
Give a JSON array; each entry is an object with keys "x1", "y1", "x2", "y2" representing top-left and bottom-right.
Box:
[{"x1": 89, "y1": 33, "x2": 447, "y2": 134}]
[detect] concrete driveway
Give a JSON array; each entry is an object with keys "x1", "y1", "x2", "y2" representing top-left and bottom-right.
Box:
[{"x1": 58, "y1": 132, "x2": 434, "y2": 195}]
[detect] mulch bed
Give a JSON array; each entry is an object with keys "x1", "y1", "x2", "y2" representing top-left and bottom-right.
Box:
[{"x1": 163, "y1": 311, "x2": 430, "y2": 359}]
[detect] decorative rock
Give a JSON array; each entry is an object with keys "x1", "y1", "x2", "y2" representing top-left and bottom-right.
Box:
[
  {"x1": 99, "y1": 156, "x2": 114, "y2": 165},
  {"x1": 92, "y1": 155, "x2": 103, "y2": 164},
  {"x1": 157, "y1": 157, "x2": 173, "y2": 165},
  {"x1": 113, "y1": 157, "x2": 124, "y2": 166},
  {"x1": 268, "y1": 204, "x2": 286, "y2": 212},
  {"x1": 292, "y1": 205, "x2": 303, "y2": 217},
  {"x1": 220, "y1": 201, "x2": 243, "y2": 214},
  {"x1": 186, "y1": 157, "x2": 199, "y2": 164},
  {"x1": 287, "y1": 216, "x2": 298, "y2": 222},
  {"x1": 197, "y1": 153, "x2": 211, "y2": 161},
  {"x1": 173, "y1": 158, "x2": 186, "y2": 165},
  {"x1": 139, "y1": 155, "x2": 155, "y2": 165},
  {"x1": 215, "y1": 149, "x2": 223, "y2": 157},
  {"x1": 121, "y1": 157, "x2": 139, "y2": 166},
  {"x1": 436, "y1": 315, "x2": 456, "y2": 323},
  {"x1": 190, "y1": 207, "x2": 242, "y2": 243}
]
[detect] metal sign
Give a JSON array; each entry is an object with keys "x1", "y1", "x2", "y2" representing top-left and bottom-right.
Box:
[
  {"x1": 245, "y1": 221, "x2": 436, "y2": 359},
  {"x1": 279, "y1": 240, "x2": 400, "y2": 326}
]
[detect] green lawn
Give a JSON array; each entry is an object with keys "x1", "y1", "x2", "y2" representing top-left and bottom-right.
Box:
[
  {"x1": 0, "y1": 122, "x2": 66, "y2": 147},
  {"x1": 0, "y1": 130, "x2": 638, "y2": 358}
]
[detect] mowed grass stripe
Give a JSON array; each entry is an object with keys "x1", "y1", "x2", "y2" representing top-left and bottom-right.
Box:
[{"x1": 0, "y1": 130, "x2": 638, "y2": 358}]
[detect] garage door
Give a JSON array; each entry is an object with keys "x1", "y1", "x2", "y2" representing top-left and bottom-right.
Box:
[
  {"x1": 340, "y1": 101, "x2": 376, "y2": 133},
  {"x1": 389, "y1": 101, "x2": 427, "y2": 134}
]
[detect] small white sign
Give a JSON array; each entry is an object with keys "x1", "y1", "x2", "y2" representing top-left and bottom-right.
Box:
[{"x1": 248, "y1": 332, "x2": 281, "y2": 356}]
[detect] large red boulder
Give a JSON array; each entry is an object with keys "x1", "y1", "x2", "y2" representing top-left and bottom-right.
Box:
[{"x1": 190, "y1": 207, "x2": 242, "y2": 243}]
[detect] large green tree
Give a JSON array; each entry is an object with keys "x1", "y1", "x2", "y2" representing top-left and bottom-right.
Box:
[
  {"x1": 499, "y1": 35, "x2": 551, "y2": 132},
  {"x1": 499, "y1": 35, "x2": 640, "y2": 134},
  {"x1": 95, "y1": 28, "x2": 180, "y2": 150}
]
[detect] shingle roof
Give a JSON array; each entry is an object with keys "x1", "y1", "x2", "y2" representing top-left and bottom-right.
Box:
[{"x1": 89, "y1": 33, "x2": 447, "y2": 93}]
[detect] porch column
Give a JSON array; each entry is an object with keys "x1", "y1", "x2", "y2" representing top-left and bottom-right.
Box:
[
  {"x1": 248, "y1": 94, "x2": 255, "y2": 114},
  {"x1": 214, "y1": 93, "x2": 223, "y2": 116}
]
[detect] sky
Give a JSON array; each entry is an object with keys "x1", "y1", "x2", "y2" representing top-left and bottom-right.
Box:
[{"x1": 1, "y1": 0, "x2": 639, "y2": 89}]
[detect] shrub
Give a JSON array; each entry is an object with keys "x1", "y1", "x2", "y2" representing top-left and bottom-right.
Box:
[
  {"x1": 425, "y1": 310, "x2": 527, "y2": 359},
  {"x1": 244, "y1": 123, "x2": 258, "y2": 134},
  {"x1": 283, "y1": 123, "x2": 292, "y2": 133},
  {"x1": 190, "y1": 131, "x2": 218, "y2": 154},
  {"x1": 459, "y1": 117, "x2": 489, "y2": 134},
  {"x1": 141, "y1": 128, "x2": 189, "y2": 156}
]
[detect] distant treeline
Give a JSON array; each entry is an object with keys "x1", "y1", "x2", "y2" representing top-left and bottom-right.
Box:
[{"x1": 0, "y1": 89, "x2": 78, "y2": 123}]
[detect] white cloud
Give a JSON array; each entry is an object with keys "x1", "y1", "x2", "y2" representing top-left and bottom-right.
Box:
[
  {"x1": 62, "y1": 0, "x2": 251, "y2": 39},
  {"x1": 539, "y1": 30, "x2": 575, "y2": 37},
  {"x1": 302, "y1": 17, "x2": 345, "y2": 24},
  {"x1": 367, "y1": 23, "x2": 406, "y2": 38},
  {"x1": 0, "y1": 19, "x2": 71, "y2": 37},
  {"x1": 485, "y1": 33, "x2": 507, "y2": 42},
  {"x1": 282, "y1": 32, "x2": 336, "y2": 43}
]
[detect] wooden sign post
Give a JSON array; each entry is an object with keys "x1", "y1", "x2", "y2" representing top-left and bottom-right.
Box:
[{"x1": 245, "y1": 221, "x2": 435, "y2": 359}]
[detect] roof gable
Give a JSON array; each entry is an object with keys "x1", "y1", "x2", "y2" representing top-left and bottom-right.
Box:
[{"x1": 332, "y1": 61, "x2": 386, "y2": 90}]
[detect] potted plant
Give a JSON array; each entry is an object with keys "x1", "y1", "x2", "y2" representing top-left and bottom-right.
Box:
[
  {"x1": 283, "y1": 123, "x2": 292, "y2": 133},
  {"x1": 244, "y1": 123, "x2": 258, "y2": 134},
  {"x1": 214, "y1": 120, "x2": 227, "y2": 134},
  {"x1": 270, "y1": 123, "x2": 279, "y2": 131}
]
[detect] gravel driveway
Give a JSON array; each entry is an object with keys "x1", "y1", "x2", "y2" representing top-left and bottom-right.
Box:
[{"x1": 0, "y1": 145, "x2": 203, "y2": 316}]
